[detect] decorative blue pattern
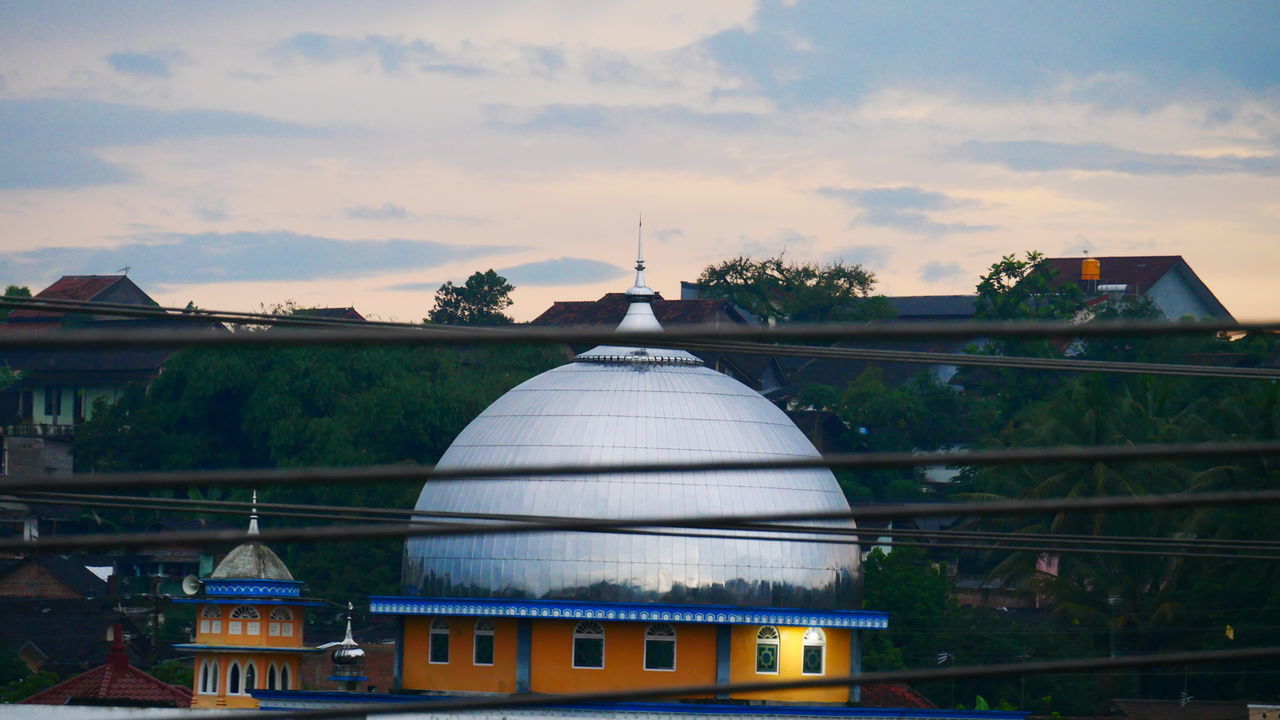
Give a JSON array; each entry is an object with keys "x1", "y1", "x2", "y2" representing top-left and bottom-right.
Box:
[
  {"x1": 202, "y1": 578, "x2": 302, "y2": 598},
  {"x1": 368, "y1": 596, "x2": 888, "y2": 630}
]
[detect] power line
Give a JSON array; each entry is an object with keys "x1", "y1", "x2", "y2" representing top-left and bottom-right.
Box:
[
  {"x1": 136, "y1": 644, "x2": 1280, "y2": 720},
  {"x1": 6, "y1": 296, "x2": 1278, "y2": 380},
  {"x1": 0, "y1": 316, "x2": 1276, "y2": 354},
  {"x1": 12, "y1": 483, "x2": 1280, "y2": 554},
  {"x1": 19, "y1": 491, "x2": 1280, "y2": 557},
  {"x1": 5, "y1": 440, "x2": 1277, "y2": 495}
]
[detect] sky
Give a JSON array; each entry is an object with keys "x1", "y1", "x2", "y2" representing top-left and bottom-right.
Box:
[{"x1": 0, "y1": 1, "x2": 1277, "y2": 321}]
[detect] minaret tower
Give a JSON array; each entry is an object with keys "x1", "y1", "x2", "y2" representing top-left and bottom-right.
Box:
[{"x1": 173, "y1": 494, "x2": 322, "y2": 708}]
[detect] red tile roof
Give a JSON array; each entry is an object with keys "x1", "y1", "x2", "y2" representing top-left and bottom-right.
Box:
[
  {"x1": 8, "y1": 275, "x2": 127, "y2": 320},
  {"x1": 530, "y1": 293, "x2": 746, "y2": 327},
  {"x1": 860, "y1": 682, "x2": 937, "y2": 709},
  {"x1": 20, "y1": 625, "x2": 192, "y2": 707}
]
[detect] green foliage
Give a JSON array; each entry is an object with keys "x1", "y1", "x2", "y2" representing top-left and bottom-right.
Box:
[
  {"x1": 149, "y1": 659, "x2": 193, "y2": 688},
  {"x1": 426, "y1": 270, "x2": 515, "y2": 325},
  {"x1": 695, "y1": 255, "x2": 891, "y2": 323},
  {"x1": 0, "y1": 667, "x2": 58, "y2": 703},
  {"x1": 74, "y1": 342, "x2": 563, "y2": 597},
  {"x1": 0, "y1": 646, "x2": 27, "y2": 685},
  {"x1": 0, "y1": 284, "x2": 31, "y2": 323}
]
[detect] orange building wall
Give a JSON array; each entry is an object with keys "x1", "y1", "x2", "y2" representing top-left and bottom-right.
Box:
[
  {"x1": 401, "y1": 616, "x2": 519, "y2": 694},
  {"x1": 728, "y1": 625, "x2": 850, "y2": 703},
  {"x1": 191, "y1": 652, "x2": 300, "y2": 709},
  {"x1": 529, "y1": 620, "x2": 716, "y2": 697},
  {"x1": 195, "y1": 603, "x2": 303, "y2": 648}
]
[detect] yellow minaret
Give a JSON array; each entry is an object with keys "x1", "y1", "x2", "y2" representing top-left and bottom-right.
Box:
[{"x1": 173, "y1": 494, "x2": 322, "y2": 708}]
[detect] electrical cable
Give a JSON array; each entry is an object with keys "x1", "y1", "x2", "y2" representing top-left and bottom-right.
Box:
[
  {"x1": 4, "y1": 440, "x2": 1277, "y2": 495},
  {"x1": 6, "y1": 296, "x2": 1278, "y2": 380},
  {"x1": 17, "y1": 491, "x2": 1280, "y2": 556},
  {"x1": 136, "y1": 644, "x2": 1280, "y2": 720},
  {"x1": 12, "y1": 483, "x2": 1280, "y2": 554}
]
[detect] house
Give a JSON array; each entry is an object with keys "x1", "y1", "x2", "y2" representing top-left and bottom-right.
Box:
[
  {"x1": 0, "y1": 554, "x2": 107, "y2": 599},
  {"x1": 0, "y1": 275, "x2": 221, "y2": 481},
  {"x1": 19, "y1": 623, "x2": 190, "y2": 708},
  {"x1": 1043, "y1": 255, "x2": 1232, "y2": 320}
]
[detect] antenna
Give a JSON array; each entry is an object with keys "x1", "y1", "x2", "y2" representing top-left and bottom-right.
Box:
[{"x1": 636, "y1": 213, "x2": 644, "y2": 271}]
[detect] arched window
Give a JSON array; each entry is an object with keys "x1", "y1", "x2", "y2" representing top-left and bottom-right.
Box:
[
  {"x1": 230, "y1": 606, "x2": 260, "y2": 636},
  {"x1": 429, "y1": 618, "x2": 450, "y2": 664},
  {"x1": 269, "y1": 607, "x2": 293, "y2": 637},
  {"x1": 755, "y1": 626, "x2": 779, "y2": 674},
  {"x1": 643, "y1": 623, "x2": 676, "y2": 671},
  {"x1": 198, "y1": 661, "x2": 213, "y2": 694},
  {"x1": 572, "y1": 621, "x2": 605, "y2": 669},
  {"x1": 199, "y1": 606, "x2": 222, "y2": 634},
  {"x1": 228, "y1": 662, "x2": 242, "y2": 695},
  {"x1": 473, "y1": 619, "x2": 495, "y2": 666},
  {"x1": 802, "y1": 627, "x2": 826, "y2": 675},
  {"x1": 267, "y1": 664, "x2": 278, "y2": 690},
  {"x1": 244, "y1": 662, "x2": 257, "y2": 692},
  {"x1": 279, "y1": 664, "x2": 291, "y2": 690}
]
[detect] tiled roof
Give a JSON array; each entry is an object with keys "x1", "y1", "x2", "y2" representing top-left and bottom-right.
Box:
[
  {"x1": 8, "y1": 275, "x2": 125, "y2": 320},
  {"x1": 886, "y1": 295, "x2": 977, "y2": 320},
  {"x1": 20, "y1": 626, "x2": 191, "y2": 707},
  {"x1": 294, "y1": 307, "x2": 366, "y2": 321},
  {"x1": 1042, "y1": 256, "x2": 1182, "y2": 293},
  {"x1": 530, "y1": 293, "x2": 745, "y2": 326},
  {"x1": 860, "y1": 682, "x2": 937, "y2": 709}
]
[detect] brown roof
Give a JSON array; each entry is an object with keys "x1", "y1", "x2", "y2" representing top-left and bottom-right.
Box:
[
  {"x1": 860, "y1": 682, "x2": 937, "y2": 709},
  {"x1": 530, "y1": 293, "x2": 747, "y2": 327},
  {"x1": 21, "y1": 625, "x2": 192, "y2": 707},
  {"x1": 1041, "y1": 255, "x2": 1231, "y2": 318},
  {"x1": 8, "y1": 275, "x2": 127, "y2": 320}
]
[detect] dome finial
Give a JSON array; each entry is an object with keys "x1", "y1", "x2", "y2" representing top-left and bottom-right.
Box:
[
  {"x1": 343, "y1": 601, "x2": 355, "y2": 644},
  {"x1": 247, "y1": 490, "x2": 259, "y2": 536},
  {"x1": 618, "y1": 217, "x2": 661, "y2": 333},
  {"x1": 627, "y1": 213, "x2": 653, "y2": 298}
]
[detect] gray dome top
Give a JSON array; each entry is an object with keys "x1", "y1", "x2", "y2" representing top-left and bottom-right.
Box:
[
  {"x1": 403, "y1": 247, "x2": 858, "y2": 610},
  {"x1": 211, "y1": 541, "x2": 295, "y2": 581}
]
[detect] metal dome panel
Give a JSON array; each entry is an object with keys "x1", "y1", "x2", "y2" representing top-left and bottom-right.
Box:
[{"x1": 403, "y1": 353, "x2": 860, "y2": 610}]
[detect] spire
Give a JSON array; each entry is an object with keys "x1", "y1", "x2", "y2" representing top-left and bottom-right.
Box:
[
  {"x1": 625, "y1": 214, "x2": 654, "y2": 299},
  {"x1": 617, "y1": 217, "x2": 661, "y2": 333},
  {"x1": 247, "y1": 490, "x2": 259, "y2": 536},
  {"x1": 342, "y1": 602, "x2": 355, "y2": 645}
]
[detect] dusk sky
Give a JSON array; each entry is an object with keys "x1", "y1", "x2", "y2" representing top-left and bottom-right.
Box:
[{"x1": 1, "y1": 1, "x2": 1277, "y2": 321}]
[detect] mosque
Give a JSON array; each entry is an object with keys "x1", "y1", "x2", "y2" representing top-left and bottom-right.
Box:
[{"x1": 184, "y1": 246, "x2": 1024, "y2": 719}]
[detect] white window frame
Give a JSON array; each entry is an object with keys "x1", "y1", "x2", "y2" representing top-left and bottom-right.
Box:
[
  {"x1": 429, "y1": 618, "x2": 450, "y2": 664},
  {"x1": 473, "y1": 619, "x2": 495, "y2": 666},
  {"x1": 571, "y1": 621, "x2": 605, "y2": 670},
  {"x1": 228, "y1": 661, "x2": 243, "y2": 695},
  {"x1": 269, "y1": 607, "x2": 293, "y2": 620},
  {"x1": 801, "y1": 627, "x2": 826, "y2": 676},
  {"x1": 198, "y1": 660, "x2": 218, "y2": 695},
  {"x1": 643, "y1": 623, "x2": 677, "y2": 672},
  {"x1": 267, "y1": 663, "x2": 278, "y2": 690},
  {"x1": 211, "y1": 620, "x2": 222, "y2": 634},
  {"x1": 269, "y1": 622, "x2": 280, "y2": 637},
  {"x1": 755, "y1": 626, "x2": 780, "y2": 675},
  {"x1": 244, "y1": 661, "x2": 257, "y2": 692},
  {"x1": 228, "y1": 621, "x2": 242, "y2": 635},
  {"x1": 279, "y1": 664, "x2": 291, "y2": 690},
  {"x1": 281, "y1": 622, "x2": 294, "y2": 637}
]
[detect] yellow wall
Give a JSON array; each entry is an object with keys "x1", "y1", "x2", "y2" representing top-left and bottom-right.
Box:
[
  {"x1": 728, "y1": 625, "x2": 850, "y2": 703},
  {"x1": 191, "y1": 652, "x2": 299, "y2": 709},
  {"x1": 529, "y1": 620, "x2": 716, "y2": 697},
  {"x1": 401, "y1": 616, "x2": 519, "y2": 694},
  {"x1": 196, "y1": 603, "x2": 303, "y2": 648}
]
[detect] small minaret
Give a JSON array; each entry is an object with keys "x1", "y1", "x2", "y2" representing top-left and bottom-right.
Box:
[
  {"x1": 329, "y1": 602, "x2": 367, "y2": 691},
  {"x1": 617, "y1": 216, "x2": 662, "y2": 333}
]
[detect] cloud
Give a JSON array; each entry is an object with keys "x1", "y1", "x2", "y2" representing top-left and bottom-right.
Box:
[
  {"x1": 703, "y1": 2, "x2": 1280, "y2": 108},
  {"x1": 383, "y1": 256, "x2": 624, "y2": 292},
  {"x1": 919, "y1": 260, "x2": 966, "y2": 284},
  {"x1": 958, "y1": 140, "x2": 1280, "y2": 176},
  {"x1": 487, "y1": 103, "x2": 763, "y2": 134},
  {"x1": 583, "y1": 49, "x2": 646, "y2": 84},
  {"x1": 0, "y1": 98, "x2": 319, "y2": 189},
  {"x1": 523, "y1": 45, "x2": 566, "y2": 79},
  {"x1": 830, "y1": 245, "x2": 890, "y2": 268},
  {"x1": 653, "y1": 228, "x2": 684, "y2": 243},
  {"x1": 0, "y1": 231, "x2": 514, "y2": 286},
  {"x1": 500, "y1": 257, "x2": 624, "y2": 286},
  {"x1": 816, "y1": 186, "x2": 998, "y2": 235},
  {"x1": 107, "y1": 50, "x2": 184, "y2": 78},
  {"x1": 273, "y1": 32, "x2": 484, "y2": 75},
  {"x1": 347, "y1": 203, "x2": 409, "y2": 221},
  {"x1": 193, "y1": 202, "x2": 229, "y2": 222}
]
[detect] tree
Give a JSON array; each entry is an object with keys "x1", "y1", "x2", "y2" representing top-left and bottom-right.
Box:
[
  {"x1": 0, "y1": 284, "x2": 31, "y2": 322},
  {"x1": 426, "y1": 270, "x2": 514, "y2": 326},
  {"x1": 696, "y1": 256, "x2": 891, "y2": 323},
  {"x1": 974, "y1": 251, "x2": 1083, "y2": 322}
]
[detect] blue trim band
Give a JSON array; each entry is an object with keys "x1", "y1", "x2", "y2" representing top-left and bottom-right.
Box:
[
  {"x1": 368, "y1": 596, "x2": 888, "y2": 630},
  {"x1": 201, "y1": 578, "x2": 303, "y2": 598},
  {"x1": 171, "y1": 598, "x2": 329, "y2": 608}
]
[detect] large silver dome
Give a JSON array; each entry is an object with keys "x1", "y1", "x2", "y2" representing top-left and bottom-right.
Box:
[{"x1": 403, "y1": 254, "x2": 859, "y2": 610}]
